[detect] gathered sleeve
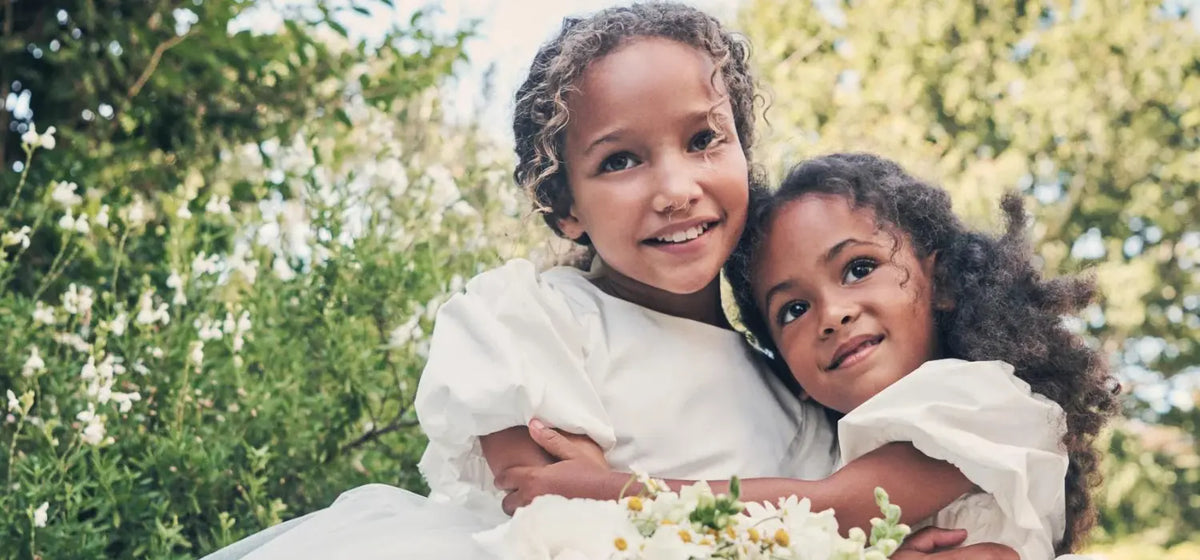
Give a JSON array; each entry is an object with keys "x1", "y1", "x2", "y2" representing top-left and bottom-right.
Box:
[
  {"x1": 837, "y1": 359, "x2": 1068, "y2": 557},
  {"x1": 414, "y1": 260, "x2": 614, "y2": 514}
]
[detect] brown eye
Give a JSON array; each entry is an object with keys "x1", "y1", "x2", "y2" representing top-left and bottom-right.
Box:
[
  {"x1": 688, "y1": 129, "x2": 719, "y2": 152},
  {"x1": 843, "y1": 258, "x2": 876, "y2": 283},
  {"x1": 777, "y1": 300, "x2": 810, "y2": 326},
  {"x1": 599, "y1": 152, "x2": 639, "y2": 173}
]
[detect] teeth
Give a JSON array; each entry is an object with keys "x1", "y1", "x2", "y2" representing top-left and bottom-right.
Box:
[{"x1": 656, "y1": 223, "x2": 709, "y2": 243}]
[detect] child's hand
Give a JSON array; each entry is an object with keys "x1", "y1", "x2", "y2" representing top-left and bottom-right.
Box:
[
  {"x1": 494, "y1": 419, "x2": 612, "y2": 515},
  {"x1": 892, "y1": 527, "x2": 1017, "y2": 560}
]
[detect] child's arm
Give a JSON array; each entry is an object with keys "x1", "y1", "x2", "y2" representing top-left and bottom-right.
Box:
[
  {"x1": 482, "y1": 421, "x2": 610, "y2": 486},
  {"x1": 480, "y1": 426, "x2": 556, "y2": 479},
  {"x1": 498, "y1": 421, "x2": 973, "y2": 534}
]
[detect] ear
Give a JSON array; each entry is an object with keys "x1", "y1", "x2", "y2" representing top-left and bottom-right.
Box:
[
  {"x1": 556, "y1": 208, "x2": 586, "y2": 241},
  {"x1": 923, "y1": 250, "x2": 955, "y2": 311}
]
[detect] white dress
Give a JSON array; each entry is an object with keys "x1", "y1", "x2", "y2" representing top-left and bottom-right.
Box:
[
  {"x1": 202, "y1": 259, "x2": 837, "y2": 559},
  {"x1": 837, "y1": 359, "x2": 1071, "y2": 560}
]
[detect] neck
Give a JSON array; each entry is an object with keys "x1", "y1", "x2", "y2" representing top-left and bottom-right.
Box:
[{"x1": 590, "y1": 261, "x2": 731, "y2": 328}]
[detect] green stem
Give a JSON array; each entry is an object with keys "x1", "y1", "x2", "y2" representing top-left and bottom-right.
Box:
[
  {"x1": 2, "y1": 148, "x2": 35, "y2": 224},
  {"x1": 4, "y1": 414, "x2": 27, "y2": 494},
  {"x1": 110, "y1": 230, "x2": 129, "y2": 294},
  {"x1": 32, "y1": 236, "x2": 78, "y2": 302},
  {"x1": 174, "y1": 361, "x2": 192, "y2": 433}
]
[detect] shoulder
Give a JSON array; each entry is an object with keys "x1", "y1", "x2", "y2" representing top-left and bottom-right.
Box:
[{"x1": 447, "y1": 259, "x2": 601, "y2": 322}]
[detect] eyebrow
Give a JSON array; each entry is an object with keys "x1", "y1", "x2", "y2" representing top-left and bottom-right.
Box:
[
  {"x1": 583, "y1": 130, "x2": 625, "y2": 157},
  {"x1": 759, "y1": 238, "x2": 879, "y2": 314},
  {"x1": 823, "y1": 238, "x2": 876, "y2": 264}
]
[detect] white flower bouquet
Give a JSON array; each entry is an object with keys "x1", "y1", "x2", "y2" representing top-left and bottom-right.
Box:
[{"x1": 475, "y1": 476, "x2": 911, "y2": 559}]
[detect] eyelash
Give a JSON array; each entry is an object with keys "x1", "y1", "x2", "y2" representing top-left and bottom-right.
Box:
[
  {"x1": 843, "y1": 257, "x2": 877, "y2": 283},
  {"x1": 596, "y1": 129, "x2": 723, "y2": 174},
  {"x1": 775, "y1": 300, "x2": 809, "y2": 327}
]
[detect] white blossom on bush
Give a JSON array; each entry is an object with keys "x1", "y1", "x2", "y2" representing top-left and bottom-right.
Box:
[
  {"x1": 33, "y1": 502, "x2": 49, "y2": 528},
  {"x1": 50, "y1": 181, "x2": 82, "y2": 208},
  {"x1": 388, "y1": 315, "x2": 421, "y2": 349},
  {"x1": 75, "y1": 403, "x2": 109, "y2": 446},
  {"x1": 95, "y1": 204, "x2": 110, "y2": 228},
  {"x1": 32, "y1": 302, "x2": 56, "y2": 325},
  {"x1": 3, "y1": 226, "x2": 31, "y2": 248},
  {"x1": 109, "y1": 311, "x2": 128, "y2": 336},
  {"x1": 134, "y1": 290, "x2": 170, "y2": 325},
  {"x1": 58, "y1": 208, "x2": 90, "y2": 233},
  {"x1": 21, "y1": 123, "x2": 56, "y2": 151},
  {"x1": 62, "y1": 283, "x2": 94, "y2": 315},
  {"x1": 188, "y1": 340, "x2": 205, "y2": 366},
  {"x1": 121, "y1": 197, "x2": 151, "y2": 229},
  {"x1": 22, "y1": 346, "x2": 45, "y2": 377}
]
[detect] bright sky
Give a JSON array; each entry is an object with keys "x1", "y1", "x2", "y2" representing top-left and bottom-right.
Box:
[{"x1": 233, "y1": 0, "x2": 742, "y2": 140}]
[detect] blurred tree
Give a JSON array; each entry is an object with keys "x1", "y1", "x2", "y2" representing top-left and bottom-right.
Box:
[
  {"x1": 740, "y1": 0, "x2": 1199, "y2": 546},
  {"x1": 0, "y1": 0, "x2": 466, "y2": 296}
]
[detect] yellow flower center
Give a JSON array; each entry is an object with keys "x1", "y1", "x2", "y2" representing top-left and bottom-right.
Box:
[
  {"x1": 678, "y1": 530, "x2": 692, "y2": 543},
  {"x1": 626, "y1": 496, "x2": 643, "y2": 512},
  {"x1": 748, "y1": 528, "x2": 760, "y2": 543},
  {"x1": 774, "y1": 528, "x2": 790, "y2": 547},
  {"x1": 613, "y1": 537, "x2": 628, "y2": 551}
]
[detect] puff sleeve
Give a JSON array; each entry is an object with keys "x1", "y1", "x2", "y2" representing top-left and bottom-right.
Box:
[
  {"x1": 837, "y1": 359, "x2": 1068, "y2": 559},
  {"x1": 414, "y1": 260, "x2": 614, "y2": 517}
]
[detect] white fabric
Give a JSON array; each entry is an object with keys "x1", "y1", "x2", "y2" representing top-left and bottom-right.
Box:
[
  {"x1": 837, "y1": 359, "x2": 1070, "y2": 560},
  {"x1": 203, "y1": 258, "x2": 837, "y2": 559},
  {"x1": 417, "y1": 259, "x2": 838, "y2": 518}
]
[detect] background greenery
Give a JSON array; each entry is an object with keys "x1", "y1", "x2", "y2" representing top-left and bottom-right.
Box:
[{"x1": 0, "y1": 0, "x2": 1195, "y2": 558}]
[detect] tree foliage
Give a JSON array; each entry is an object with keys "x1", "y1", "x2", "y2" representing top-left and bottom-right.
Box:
[{"x1": 0, "y1": 1, "x2": 539, "y2": 558}]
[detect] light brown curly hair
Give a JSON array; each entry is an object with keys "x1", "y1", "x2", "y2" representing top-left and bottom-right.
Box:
[{"x1": 512, "y1": 2, "x2": 762, "y2": 244}]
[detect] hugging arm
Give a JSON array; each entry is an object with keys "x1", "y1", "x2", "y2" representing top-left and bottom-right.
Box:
[
  {"x1": 480, "y1": 426, "x2": 557, "y2": 481},
  {"x1": 498, "y1": 423, "x2": 973, "y2": 535}
]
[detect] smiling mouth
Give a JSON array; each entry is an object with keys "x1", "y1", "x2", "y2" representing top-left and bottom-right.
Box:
[
  {"x1": 828, "y1": 334, "x2": 885, "y2": 370},
  {"x1": 644, "y1": 221, "x2": 717, "y2": 245}
]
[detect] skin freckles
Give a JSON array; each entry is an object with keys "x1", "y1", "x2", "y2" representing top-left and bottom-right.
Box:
[
  {"x1": 556, "y1": 37, "x2": 749, "y2": 325},
  {"x1": 753, "y1": 194, "x2": 942, "y2": 413}
]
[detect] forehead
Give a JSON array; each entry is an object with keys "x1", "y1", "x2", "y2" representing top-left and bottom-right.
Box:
[
  {"x1": 768, "y1": 194, "x2": 880, "y2": 248},
  {"x1": 564, "y1": 37, "x2": 728, "y2": 137}
]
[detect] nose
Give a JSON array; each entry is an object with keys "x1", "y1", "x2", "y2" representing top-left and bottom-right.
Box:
[
  {"x1": 650, "y1": 155, "x2": 702, "y2": 214},
  {"x1": 819, "y1": 298, "x2": 859, "y2": 338}
]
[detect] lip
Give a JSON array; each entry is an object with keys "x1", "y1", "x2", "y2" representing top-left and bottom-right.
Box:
[
  {"x1": 643, "y1": 217, "x2": 720, "y2": 244},
  {"x1": 827, "y1": 334, "x2": 885, "y2": 371}
]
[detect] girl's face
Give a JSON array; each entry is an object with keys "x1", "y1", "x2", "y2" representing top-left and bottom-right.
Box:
[
  {"x1": 558, "y1": 37, "x2": 749, "y2": 298},
  {"x1": 752, "y1": 194, "x2": 941, "y2": 413}
]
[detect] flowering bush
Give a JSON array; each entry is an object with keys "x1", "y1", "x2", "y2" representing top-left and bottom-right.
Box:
[
  {"x1": 0, "y1": 80, "x2": 545, "y2": 557},
  {"x1": 477, "y1": 477, "x2": 911, "y2": 560}
]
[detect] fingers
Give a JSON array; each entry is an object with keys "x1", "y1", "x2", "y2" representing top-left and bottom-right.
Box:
[
  {"x1": 936, "y1": 543, "x2": 1019, "y2": 560},
  {"x1": 528, "y1": 419, "x2": 581, "y2": 461},
  {"x1": 501, "y1": 490, "x2": 524, "y2": 516},
  {"x1": 494, "y1": 466, "x2": 534, "y2": 491},
  {"x1": 898, "y1": 527, "x2": 968, "y2": 552}
]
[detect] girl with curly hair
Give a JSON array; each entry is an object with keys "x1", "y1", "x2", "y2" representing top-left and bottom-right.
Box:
[
  {"x1": 507, "y1": 152, "x2": 1117, "y2": 558},
  {"x1": 724, "y1": 153, "x2": 1120, "y2": 557}
]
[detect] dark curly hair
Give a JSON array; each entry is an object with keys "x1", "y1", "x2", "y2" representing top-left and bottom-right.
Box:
[
  {"x1": 726, "y1": 153, "x2": 1120, "y2": 553},
  {"x1": 512, "y1": 2, "x2": 762, "y2": 243}
]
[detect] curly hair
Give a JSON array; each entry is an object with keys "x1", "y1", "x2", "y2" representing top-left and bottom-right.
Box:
[
  {"x1": 726, "y1": 153, "x2": 1120, "y2": 553},
  {"x1": 512, "y1": 2, "x2": 761, "y2": 243}
]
